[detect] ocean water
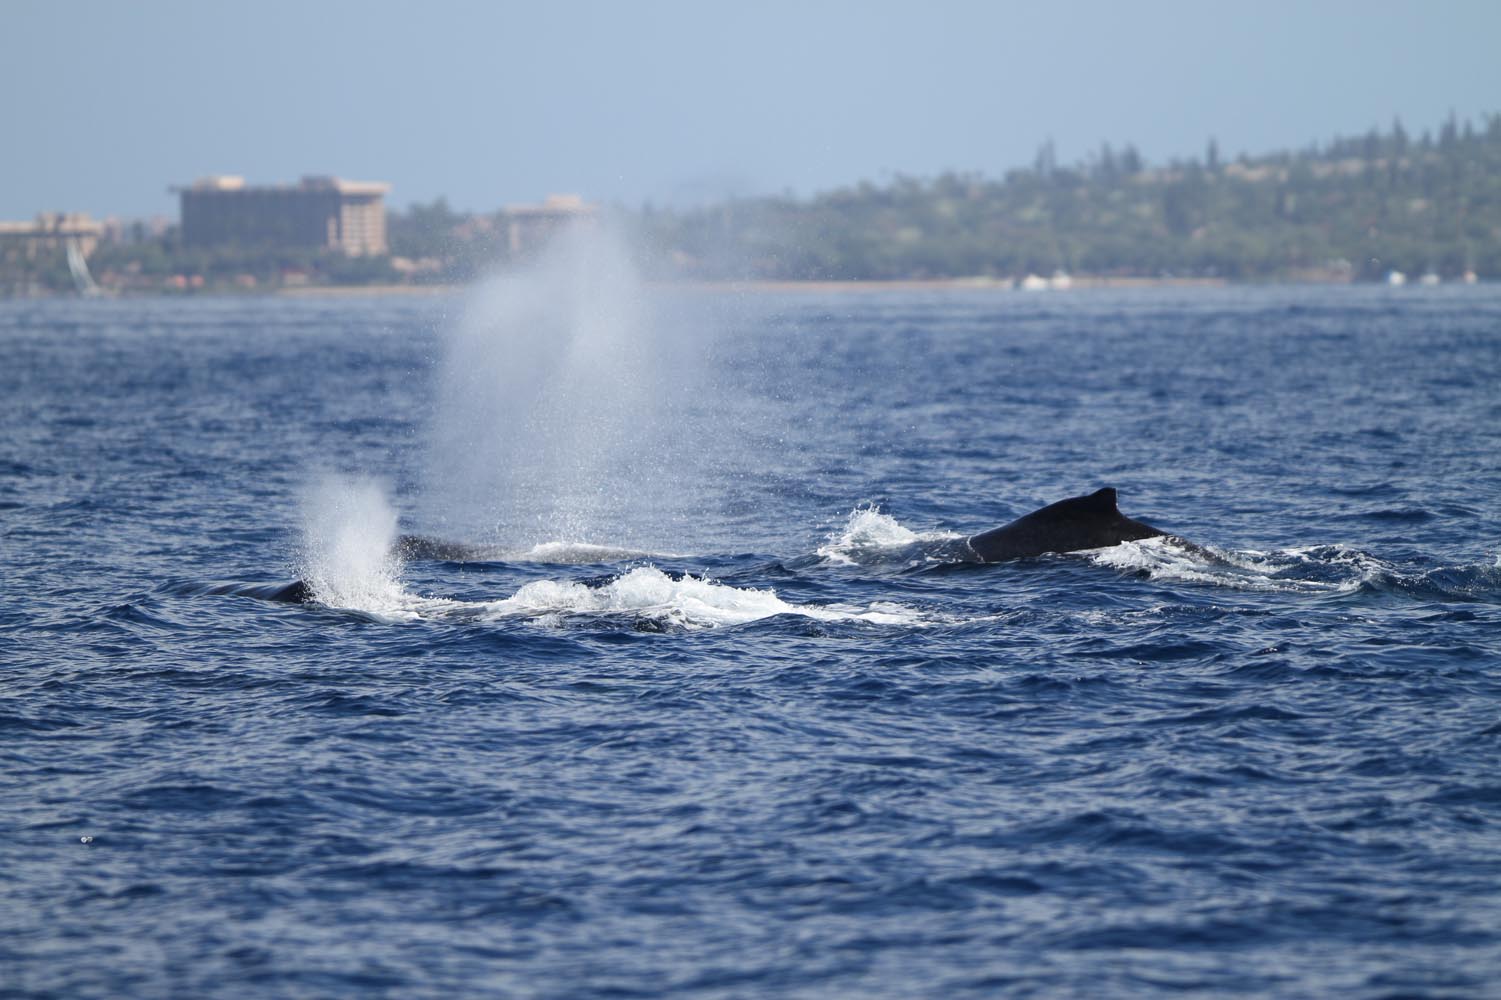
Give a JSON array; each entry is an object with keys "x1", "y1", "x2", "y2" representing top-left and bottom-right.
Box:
[{"x1": 3, "y1": 263, "x2": 1500, "y2": 998}]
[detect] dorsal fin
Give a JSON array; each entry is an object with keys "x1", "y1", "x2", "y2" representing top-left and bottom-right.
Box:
[
  {"x1": 1080, "y1": 487, "x2": 1118, "y2": 512},
  {"x1": 966, "y1": 486, "x2": 1164, "y2": 561},
  {"x1": 1033, "y1": 487, "x2": 1120, "y2": 521}
]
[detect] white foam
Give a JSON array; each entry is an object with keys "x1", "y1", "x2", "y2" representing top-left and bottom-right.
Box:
[
  {"x1": 1088, "y1": 536, "x2": 1388, "y2": 593},
  {"x1": 1089, "y1": 536, "x2": 1264, "y2": 587},
  {"x1": 482, "y1": 567, "x2": 933, "y2": 629},
  {"x1": 296, "y1": 554, "x2": 932, "y2": 631},
  {"x1": 817, "y1": 505, "x2": 961, "y2": 566},
  {"x1": 512, "y1": 541, "x2": 687, "y2": 564}
]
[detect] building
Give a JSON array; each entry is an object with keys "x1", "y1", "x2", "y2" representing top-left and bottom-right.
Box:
[
  {"x1": 0, "y1": 212, "x2": 103, "y2": 259},
  {"x1": 173, "y1": 175, "x2": 391, "y2": 255},
  {"x1": 500, "y1": 194, "x2": 599, "y2": 256},
  {"x1": 0, "y1": 213, "x2": 106, "y2": 295}
]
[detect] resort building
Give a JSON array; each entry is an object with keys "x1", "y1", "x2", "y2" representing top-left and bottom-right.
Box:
[
  {"x1": 500, "y1": 194, "x2": 599, "y2": 256},
  {"x1": 0, "y1": 212, "x2": 103, "y2": 259},
  {"x1": 173, "y1": 175, "x2": 391, "y2": 255}
]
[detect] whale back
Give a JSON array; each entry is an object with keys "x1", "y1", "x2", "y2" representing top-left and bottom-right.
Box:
[{"x1": 966, "y1": 487, "x2": 1165, "y2": 562}]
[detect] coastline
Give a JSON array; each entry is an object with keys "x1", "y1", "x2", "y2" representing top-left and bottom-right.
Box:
[
  {"x1": 269, "y1": 275, "x2": 1235, "y2": 299},
  {"x1": 652, "y1": 275, "x2": 1232, "y2": 294},
  {"x1": 14, "y1": 274, "x2": 1490, "y2": 302}
]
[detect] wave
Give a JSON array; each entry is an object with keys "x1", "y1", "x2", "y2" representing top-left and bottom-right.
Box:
[
  {"x1": 1089, "y1": 537, "x2": 1398, "y2": 592},
  {"x1": 816, "y1": 505, "x2": 964, "y2": 568},
  {"x1": 313, "y1": 565, "x2": 932, "y2": 630},
  {"x1": 515, "y1": 541, "x2": 686, "y2": 565},
  {"x1": 1089, "y1": 538, "x2": 1501, "y2": 601},
  {"x1": 397, "y1": 534, "x2": 683, "y2": 565}
]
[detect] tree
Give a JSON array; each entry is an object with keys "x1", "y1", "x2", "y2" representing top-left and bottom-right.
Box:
[{"x1": 388, "y1": 198, "x2": 464, "y2": 259}]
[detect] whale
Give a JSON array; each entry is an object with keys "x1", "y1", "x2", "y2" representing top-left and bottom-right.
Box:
[
  {"x1": 395, "y1": 534, "x2": 506, "y2": 562},
  {"x1": 260, "y1": 580, "x2": 314, "y2": 603},
  {"x1": 966, "y1": 488, "x2": 1168, "y2": 562},
  {"x1": 207, "y1": 580, "x2": 315, "y2": 604}
]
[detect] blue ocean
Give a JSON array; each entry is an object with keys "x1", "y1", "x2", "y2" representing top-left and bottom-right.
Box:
[{"x1": 4, "y1": 245, "x2": 1501, "y2": 997}]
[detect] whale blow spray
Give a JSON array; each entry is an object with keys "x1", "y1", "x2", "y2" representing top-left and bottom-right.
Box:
[{"x1": 422, "y1": 224, "x2": 707, "y2": 549}]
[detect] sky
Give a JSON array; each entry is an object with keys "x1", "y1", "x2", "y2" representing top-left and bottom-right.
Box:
[{"x1": 4, "y1": 0, "x2": 1500, "y2": 220}]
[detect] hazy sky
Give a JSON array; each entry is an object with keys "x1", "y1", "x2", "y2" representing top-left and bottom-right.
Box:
[{"x1": 4, "y1": 0, "x2": 1499, "y2": 219}]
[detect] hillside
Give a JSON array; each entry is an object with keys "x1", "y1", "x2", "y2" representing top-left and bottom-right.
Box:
[{"x1": 642, "y1": 114, "x2": 1501, "y2": 282}]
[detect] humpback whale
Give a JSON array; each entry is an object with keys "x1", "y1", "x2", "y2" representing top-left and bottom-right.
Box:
[
  {"x1": 212, "y1": 580, "x2": 315, "y2": 603},
  {"x1": 966, "y1": 488, "x2": 1167, "y2": 562},
  {"x1": 262, "y1": 580, "x2": 314, "y2": 603}
]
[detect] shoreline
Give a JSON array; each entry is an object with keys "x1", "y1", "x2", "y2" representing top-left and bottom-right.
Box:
[
  {"x1": 272, "y1": 275, "x2": 1238, "y2": 298},
  {"x1": 652, "y1": 276, "x2": 1233, "y2": 294},
  {"x1": 17, "y1": 274, "x2": 1490, "y2": 302}
]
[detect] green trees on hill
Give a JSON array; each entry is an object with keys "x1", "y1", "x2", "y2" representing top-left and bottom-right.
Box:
[{"x1": 642, "y1": 114, "x2": 1501, "y2": 282}]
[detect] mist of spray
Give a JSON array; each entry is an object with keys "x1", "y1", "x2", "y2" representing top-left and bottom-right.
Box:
[
  {"x1": 295, "y1": 474, "x2": 406, "y2": 609},
  {"x1": 295, "y1": 219, "x2": 790, "y2": 583},
  {"x1": 421, "y1": 222, "x2": 711, "y2": 548}
]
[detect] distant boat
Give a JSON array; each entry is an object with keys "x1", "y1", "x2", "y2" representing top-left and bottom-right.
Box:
[
  {"x1": 1020, "y1": 274, "x2": 1050, "y2": 291},
  {"x1": 1386, "y1": 270, "x2": 1407, "y2": 286},
  {"x1": 1419, "y1": 272, "x2": 1440, "y2": 286},
  {"x1": 1049, "y1": 270, "x2": 1073, "y2": 291},
  {"x1": 1463, "y1": 270, "x2": 1479, "y2": 285}
]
